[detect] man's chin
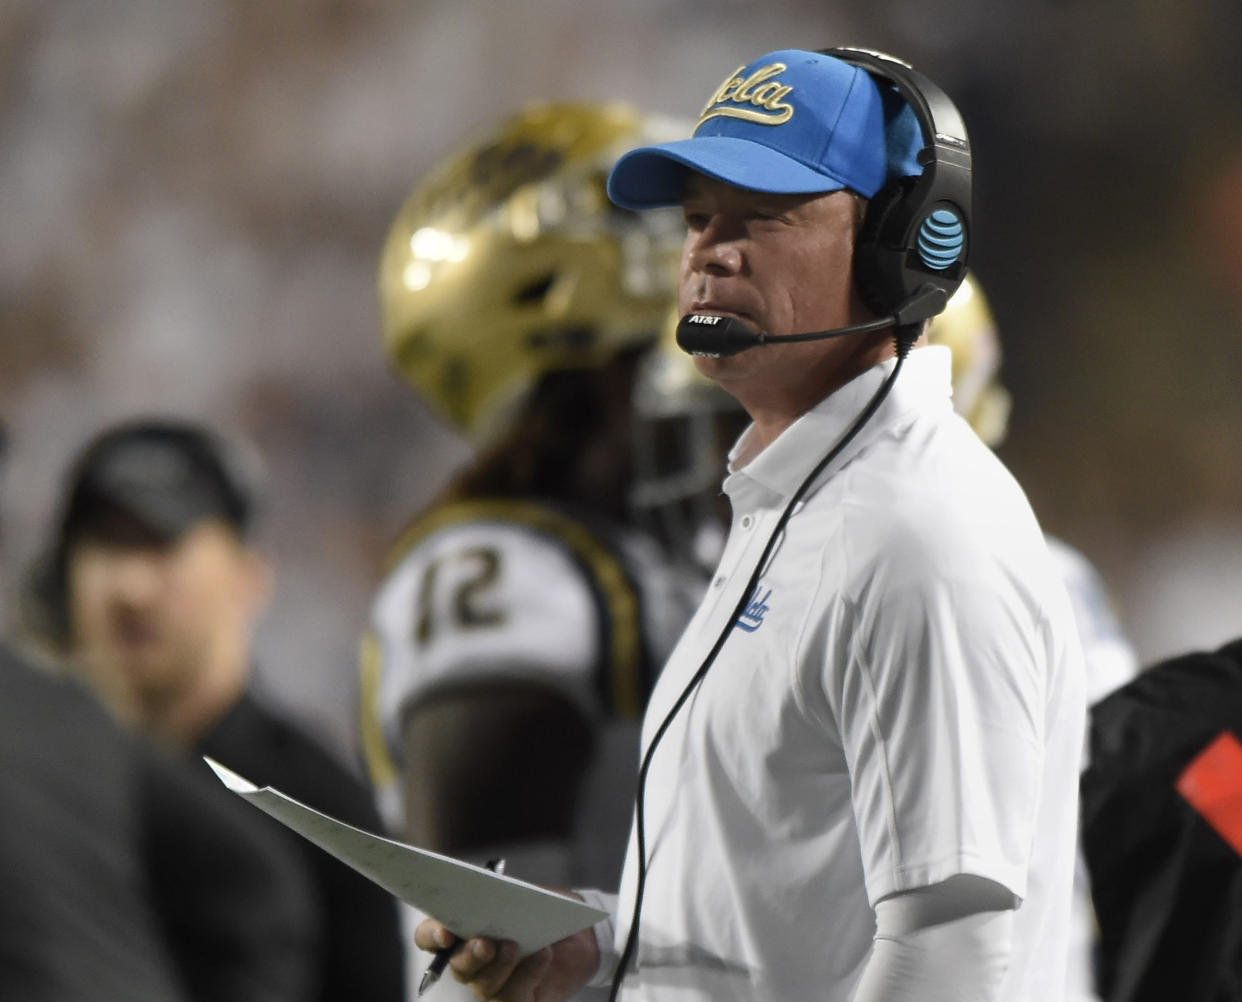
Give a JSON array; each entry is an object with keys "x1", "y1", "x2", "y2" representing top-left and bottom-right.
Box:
[
  {"x1": 693, "y1": 349, "x2": 764, "y2": 387},
  {"x1": 110, "y1": 649, "x2": 173, "y2": 691}
]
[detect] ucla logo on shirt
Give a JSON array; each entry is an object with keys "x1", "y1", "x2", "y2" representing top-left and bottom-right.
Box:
[{"x1": 734, "y1": 584, "x2": 773, "y2": 633}]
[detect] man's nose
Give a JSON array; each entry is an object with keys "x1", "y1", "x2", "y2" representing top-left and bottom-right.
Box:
[
  {"x1": 686, "y1": 217, "x2": 743, "y2": 276},
  {"x1": 106, "y1": 551, "x2": 164, "y2": 604}
]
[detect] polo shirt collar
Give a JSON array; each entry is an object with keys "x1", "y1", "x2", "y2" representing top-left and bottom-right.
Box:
[{"x1": 724, "y1": 345, "x2": 954, "y2": 509}]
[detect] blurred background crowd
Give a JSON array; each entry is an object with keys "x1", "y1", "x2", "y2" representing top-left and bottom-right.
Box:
[{"x1": 4, "y1": 0, "x2": 1242, "y2": 766}]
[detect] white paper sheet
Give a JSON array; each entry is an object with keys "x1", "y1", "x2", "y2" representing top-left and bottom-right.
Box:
[{"x1": 204, "y1": 757, "x2": 607, "y2": 956}]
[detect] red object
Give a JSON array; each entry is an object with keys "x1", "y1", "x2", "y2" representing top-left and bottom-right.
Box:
[{"x1": 1176, "y1": 730, "x2": 1242, "y2": 858}]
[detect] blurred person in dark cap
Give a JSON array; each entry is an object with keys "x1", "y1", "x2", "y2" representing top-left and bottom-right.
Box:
[
  {"x1": 0, "y1": 417, "x2": 319, "y2": 1002},
  {"x1": 33, "y1": 418, "x2": 270, "y2": 734},
  {"x1": 28, "y1": 416, "x2": 406, "y2": 1002}
]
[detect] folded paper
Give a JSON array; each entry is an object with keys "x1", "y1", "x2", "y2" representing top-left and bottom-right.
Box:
[{"x1": 205, "y1": 757, "x2": 606, "y2": 956}]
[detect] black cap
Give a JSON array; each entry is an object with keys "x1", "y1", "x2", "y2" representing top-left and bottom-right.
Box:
[{"x1": 59, "y1": 419, "x2": 257, "y2": 547}]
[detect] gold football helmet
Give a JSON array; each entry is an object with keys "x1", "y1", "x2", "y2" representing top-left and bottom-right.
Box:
[
  {"x1": 379, "y1": 103, "x2": 687, "y2": 448},
  {"x1": 924, "y1": 271, "x2": 1012, "y2": 448}
]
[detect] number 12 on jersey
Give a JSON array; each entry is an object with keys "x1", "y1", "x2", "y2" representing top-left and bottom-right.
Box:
[{"x1": 414, "y1": 545, "x2": 507, "y2": 646}]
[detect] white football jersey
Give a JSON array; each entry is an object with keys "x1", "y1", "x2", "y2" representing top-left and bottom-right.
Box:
[
  {"x1": 1045, "y1": 535, "x2": 1137, "y2": 707},
  {"x1": 360, "y1": 498, "x2": 705, "y2": 884},
  {"x1": 360, "y1": 499, "x2": 707, "y2": 1002}
]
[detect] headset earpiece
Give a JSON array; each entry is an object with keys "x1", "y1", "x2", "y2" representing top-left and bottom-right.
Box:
[
  {"x1": 819, "y1": 47, "x2": 972, "y2": 325},
  {"x1": 852, "y1": 174, "x2": 921, "y2": 318}
]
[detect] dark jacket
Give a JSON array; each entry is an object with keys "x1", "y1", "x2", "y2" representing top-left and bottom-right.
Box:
[
  {"x1": 198, "y1": 691, "x2": 406, "y2": 1002},
  {"x1": 0, "y1": 642, "x2": 317, "y2": 1002},
  {"x1": 1082, "y1": 638, "x2": 1242, "y2": 1002}
]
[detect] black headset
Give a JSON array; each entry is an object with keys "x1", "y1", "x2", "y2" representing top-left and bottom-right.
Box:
[{"x1": 823, "y1": 46, "x2": 972, "y2": 327}]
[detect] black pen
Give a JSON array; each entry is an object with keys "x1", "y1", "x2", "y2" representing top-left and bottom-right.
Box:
[{"x1": 418, "y1": 858, "x2": 505, "y2": 997}]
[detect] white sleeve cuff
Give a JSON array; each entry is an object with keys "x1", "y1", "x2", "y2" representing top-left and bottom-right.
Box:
[
  {"x1": 574, "y1": 888, "x2": 619, "y2": 989},
  {"x1": 852, "y1": 877, "x2": 1015, "y2": 1002}
]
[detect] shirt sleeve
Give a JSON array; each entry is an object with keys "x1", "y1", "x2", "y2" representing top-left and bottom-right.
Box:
[
  {"x1": 575, "y1": 888, "x2": 620, "y2": 988},
  {"x1": 853, "y1": 880, "x2": 1014, "y2": 1002},
  {"x1": 830, "y1": 552, "x2": 1049, "y2": 905}
]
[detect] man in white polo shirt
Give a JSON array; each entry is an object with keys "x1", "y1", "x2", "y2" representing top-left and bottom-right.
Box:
[{"x1": 415, "y1": 46, "x2": 1086, "y2": 1002}]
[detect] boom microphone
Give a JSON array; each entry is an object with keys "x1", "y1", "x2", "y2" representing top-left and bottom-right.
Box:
[
  {"x1": 675, "y1": 286, "x2": 951, "y2": 358},
  {"x1": 675, "y1": 313, "x2": 894, "y2": 357}
]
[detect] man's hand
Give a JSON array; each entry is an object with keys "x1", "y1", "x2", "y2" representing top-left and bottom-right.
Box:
[{"x1": 414, "y1": 918, "x2": 599, "y2": 1002}]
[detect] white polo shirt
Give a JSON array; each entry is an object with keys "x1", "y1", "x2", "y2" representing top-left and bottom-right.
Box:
[{"x1": 610, "y1": 346, "x2": 1086, "y2": 1002}]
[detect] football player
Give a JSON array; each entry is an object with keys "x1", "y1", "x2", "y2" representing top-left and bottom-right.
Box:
[{"x1": 358, "y1": 103, "x2": 713, "y2": 999}]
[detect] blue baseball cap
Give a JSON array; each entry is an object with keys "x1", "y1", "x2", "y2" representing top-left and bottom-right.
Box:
[{"x1": 608, "y1": 49, "x2": 914, "y2": 209}]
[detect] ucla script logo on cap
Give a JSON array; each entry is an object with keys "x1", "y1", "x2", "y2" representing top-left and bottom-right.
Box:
[
  {"x1": 606, "y1": 48, "x2": 892, "y2": 210},
  {"x1": 698, "y1": 63, "x2": 795, "y2": 127}
]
